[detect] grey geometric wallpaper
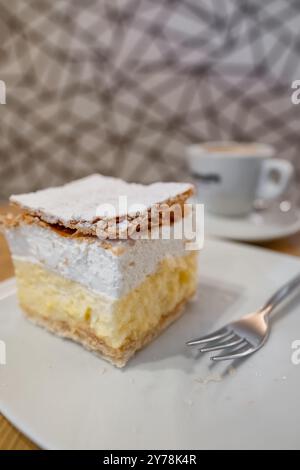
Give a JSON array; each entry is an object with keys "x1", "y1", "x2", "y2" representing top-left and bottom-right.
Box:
[{"x1": 1, "y1": 0, "x2": 300, "y2": 200}]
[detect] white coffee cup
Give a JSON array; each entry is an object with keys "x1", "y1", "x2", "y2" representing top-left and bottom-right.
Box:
[{"x1": 187, "y1": 141, "x2": 294, "y2": 217}]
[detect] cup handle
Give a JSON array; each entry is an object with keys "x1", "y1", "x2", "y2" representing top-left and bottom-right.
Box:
[{"x1": 256, "y1": 159, "x2": 294, "y2": 201}]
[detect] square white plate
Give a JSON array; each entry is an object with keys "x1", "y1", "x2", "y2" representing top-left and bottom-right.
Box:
[{"x1": 1, "y1": 239, "x2": 300, "y2": 450}]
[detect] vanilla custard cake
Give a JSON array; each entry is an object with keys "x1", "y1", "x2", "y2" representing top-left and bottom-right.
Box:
[{"x1": 2, "y1": 174, "x2": 198, "y2": 367}]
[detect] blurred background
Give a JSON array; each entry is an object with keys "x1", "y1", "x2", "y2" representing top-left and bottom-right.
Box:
[{"x1": 1, "y1": 0, "x2": 300, "y2": 200}]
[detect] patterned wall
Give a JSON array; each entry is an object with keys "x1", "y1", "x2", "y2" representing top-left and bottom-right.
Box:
[{"x1": 1, "y1": 0, "x2": 300, "y2": 200}]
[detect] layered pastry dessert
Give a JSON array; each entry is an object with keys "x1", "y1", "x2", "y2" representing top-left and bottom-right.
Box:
[{"x1": 1, "y1": 174, "x2": 197, "y2": 367}]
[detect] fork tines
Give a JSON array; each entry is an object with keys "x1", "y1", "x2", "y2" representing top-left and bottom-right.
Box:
[{"x1": 186, "y1": 328, "x2": 252, "y2": 361}]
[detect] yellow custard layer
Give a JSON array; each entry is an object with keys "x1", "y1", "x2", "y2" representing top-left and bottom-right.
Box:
[{"x1": 14, "y1": 252, "x2": 197, "y2": 350}]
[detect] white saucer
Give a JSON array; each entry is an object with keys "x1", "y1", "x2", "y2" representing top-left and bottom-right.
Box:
[{"x1": 205, "y1": 205, "x2": 300, "y2": 242}]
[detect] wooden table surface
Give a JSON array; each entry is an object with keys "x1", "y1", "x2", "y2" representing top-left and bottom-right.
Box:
[{"x1": 0, "y1": 204, "x2": 300, "y2": 450}]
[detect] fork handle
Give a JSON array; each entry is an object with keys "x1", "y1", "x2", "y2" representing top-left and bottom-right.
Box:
[{"x1": 262, "y1": 273, "x2": 300, "y2": 315}]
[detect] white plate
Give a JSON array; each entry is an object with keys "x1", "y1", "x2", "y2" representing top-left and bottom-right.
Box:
[
  {"x1": 205, "y1": 205, "x2": 300, "y2": 242},
  {"x1": 1, "y1": 239, "x2": 300, "y2": 450}
]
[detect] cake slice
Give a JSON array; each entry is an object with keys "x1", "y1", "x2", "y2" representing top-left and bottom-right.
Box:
[{"x1": 2, "y1": 175, "x2": 198, "y2": 367}]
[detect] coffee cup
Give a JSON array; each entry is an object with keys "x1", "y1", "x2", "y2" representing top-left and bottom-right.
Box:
[{"x1": 187, "y1": 141, "x2": 294, "y2": 217}]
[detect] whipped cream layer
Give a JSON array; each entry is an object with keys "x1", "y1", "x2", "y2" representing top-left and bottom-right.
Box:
[{"x1": 5, "y1": 223, "x2": 187, "y2": 299}]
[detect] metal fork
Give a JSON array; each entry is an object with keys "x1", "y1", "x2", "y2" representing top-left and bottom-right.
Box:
[{"x1": 186, "y1": 273, "x2": 300, "y2": 361}]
